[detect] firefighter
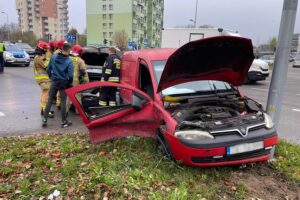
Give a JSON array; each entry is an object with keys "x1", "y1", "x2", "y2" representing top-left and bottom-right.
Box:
[
  {"x1": 67, "y1": 45, "x2": 89, "y2": 112},
  {"x1": 54, "y1": 39, "x2": 67, "y2": 108},
  {"x1": 99, "y1": 47, "x2": 121, "y2": 106},
  {"x1": 49, "y1": 40, "x2": 57, "y2": 54},
  {"x1": 33, "y1": 41, "x2": 54, "y2": 118},
  {"x1": 45, "y1": 41, "x2": 57, "y2": 67},
  {"x1": 54, "y1": 39, "x2": 66, "y2": 55},
  {"x1": 0, "y1": 42, "x2": 5, "y2": 73}
]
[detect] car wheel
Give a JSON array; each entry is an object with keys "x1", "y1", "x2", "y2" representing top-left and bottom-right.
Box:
[
  {"x1": 0, "y1": 67, "x2": 3, "y2": 73},
  {"x1": 25, "y1": 63, "x2": 30, "y2": 67},
  {"x1": 156, "y1": 130, "x2": 174, "y2": 160}
]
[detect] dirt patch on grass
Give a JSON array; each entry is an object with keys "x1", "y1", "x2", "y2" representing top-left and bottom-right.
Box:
[{"x1": 231, "y1": 164, "x2": 300, "y2": 200}]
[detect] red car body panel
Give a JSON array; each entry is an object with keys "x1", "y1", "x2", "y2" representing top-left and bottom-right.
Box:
[
  {"x1": 157, "y1": 36, "x2": 255, "y2": 92},
  {"x1": 66, "y1": 36, "x2": 278, "y2": 167}
]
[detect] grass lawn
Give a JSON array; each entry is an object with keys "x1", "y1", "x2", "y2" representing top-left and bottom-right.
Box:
[{"x1": 0, "y1": 133, "x2": 299, "y2": 200}]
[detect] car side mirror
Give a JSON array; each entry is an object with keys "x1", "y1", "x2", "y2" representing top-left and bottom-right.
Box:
[{"x1": 132, "y1": 94, "x2": 142, "y2": 111}]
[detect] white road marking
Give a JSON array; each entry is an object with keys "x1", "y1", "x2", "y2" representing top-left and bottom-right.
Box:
[
  {"x1": 292, "y1": 109, "x2": 300, "y2": 112},
  {"x1": 0, "y1": 112, "x2": 6, "y2": 117},
  {"x1": 251, "y1": 88, "x2": 268, "y2": 92}
]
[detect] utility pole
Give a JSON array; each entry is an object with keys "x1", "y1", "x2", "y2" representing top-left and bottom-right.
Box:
[
  {"x1": 194, "y1": 0, "x2": 198, "y2": 28},
  {"x1": 266, "y1": 0, "x2": 298, "y2": 158}
]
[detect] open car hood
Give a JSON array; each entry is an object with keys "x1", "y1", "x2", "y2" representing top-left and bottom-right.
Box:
[{"x1": 157, "y1": 36, "x2": 255, "y2": 92}]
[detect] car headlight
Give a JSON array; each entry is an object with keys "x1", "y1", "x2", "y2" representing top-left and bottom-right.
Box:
[
  {"x1": 175, "y1": 130, "x2": 214, "y2": 141},
  {"x1": 25, "y1": 53, "x2": 30, "y2": 59},
  {"x1": 4, "y1": 52, "x2": 13, "y2": 58},
  {"x1": 264, "y1": 113, "x2": 274, "y2": 129}
]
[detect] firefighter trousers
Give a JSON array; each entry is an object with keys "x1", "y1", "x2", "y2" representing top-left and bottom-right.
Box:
[
  {"x1": 99, "y1": 86, "x2": 117, "y2": 106},
  {"x1": 39, "y1": 81, "x2": 51, "y2": 111}
]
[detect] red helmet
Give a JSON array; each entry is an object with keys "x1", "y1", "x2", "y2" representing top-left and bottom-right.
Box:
[
  {"x1": 57, "y1": 39, "x2": 66, "y2": 49},
  {"x1": 37, "y1": 41, "x2": 49, "y2": 51},
  {"x1": 49, "y1": 40, "x2": 57, "y2": 49},
  {"x1": 72, "y1": 45, "x2": 83, "y2": 55}
]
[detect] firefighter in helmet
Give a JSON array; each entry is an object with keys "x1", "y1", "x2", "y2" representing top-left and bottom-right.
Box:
[
  {"x1": 67, "y1": 45, "x2": 89, "y2": 112},
  {"x1": 33, "y1": 41, "x2": 54, "y2": 117}
]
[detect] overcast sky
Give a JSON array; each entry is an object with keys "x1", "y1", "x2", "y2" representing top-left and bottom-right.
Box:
[{"x1": 0, "y1": 0, "x2": 299, "y2": 45}]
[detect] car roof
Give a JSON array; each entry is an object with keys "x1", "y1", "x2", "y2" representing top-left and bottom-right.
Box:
[{"x1": 122, "y1": 48, "x2": 176, "y2": 62}]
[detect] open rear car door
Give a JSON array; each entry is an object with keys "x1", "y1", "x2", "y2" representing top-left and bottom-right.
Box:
[{"x1": 66, "y1": 82, "x2": 160, "y2": 144}]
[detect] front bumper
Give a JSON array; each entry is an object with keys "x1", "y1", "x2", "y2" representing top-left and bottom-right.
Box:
[
  {"x1": 5, "y1": 57, "x2": 30, "y2": 65},
  {"x1": 163, "y1": 128, "x2": 278, "y2": 167},
  {"x1": 248, "y1": 71, "x2": 268, "y2": 81}
]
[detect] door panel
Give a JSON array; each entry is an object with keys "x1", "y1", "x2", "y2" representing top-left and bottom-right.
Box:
[{"x1": 66, "y1": 82, "x2": 159, "y2": 143}]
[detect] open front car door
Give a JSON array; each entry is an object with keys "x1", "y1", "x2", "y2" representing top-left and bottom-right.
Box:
[{"x1": 66, "y1": 82, "x2": 160, "y2": 144}]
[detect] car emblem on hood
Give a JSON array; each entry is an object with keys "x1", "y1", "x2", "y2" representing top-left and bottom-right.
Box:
[{"x1": 239, "y1": 127, "x2": 247, "y2": 137}]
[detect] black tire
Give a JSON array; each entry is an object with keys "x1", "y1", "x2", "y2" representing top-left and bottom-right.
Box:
[
  {"x1": 156, "y1": 129, "x2": 174, "y2": 160},
  {"x1": 0, "y1": 67, "x2": 3, "y2": 73},
  {"x1": 25, "y1": 63, "x2": 30, "y2": 67}
]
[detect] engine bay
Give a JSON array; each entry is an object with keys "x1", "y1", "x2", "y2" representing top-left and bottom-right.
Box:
[{"x1": 166, "y1": 96, "x2": 265, "y2": 132}]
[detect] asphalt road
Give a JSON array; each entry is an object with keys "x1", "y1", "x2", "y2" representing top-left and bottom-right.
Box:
[
  {"x1": 0, "y1": 63, "x2": 299, "y2": 143},
  {"x1": 0, "y1": 63, "x2": 87, "y2": 136}
]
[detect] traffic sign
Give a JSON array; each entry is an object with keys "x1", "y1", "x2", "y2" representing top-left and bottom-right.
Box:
[
  {"x1": 66, "y1": 35, "x2": 76, "y2": 41},
  {"x1": 143, "y1": 38, "x2": 148, "y2": 45}
]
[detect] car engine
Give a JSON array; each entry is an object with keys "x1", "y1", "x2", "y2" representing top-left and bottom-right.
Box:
[{"x1": 166, "y1": 97, "x2": 265, "y2": 132}]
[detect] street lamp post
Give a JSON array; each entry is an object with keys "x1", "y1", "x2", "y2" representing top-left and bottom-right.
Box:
[
  {"x1": 189, "y1": 0, "x2": 198, "y2": 28},
  {"x1": 194, "y1": 0, "x2": 198, "y2": 28},
  {"x1": 1, "y1": 11, "x2": 9, "y2": 41}
]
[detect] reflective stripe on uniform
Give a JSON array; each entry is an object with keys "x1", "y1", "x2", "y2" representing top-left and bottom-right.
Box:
[
  {"x1": 108, "y1": 77, "x2": 119, "y2": 82},
  {"x1": 113, "y1": 59, "x2": 121, "y2": 69},
  {"x1": 35, "y1": 75, "x2": 50, "y2": 80},
  {"x1": 44, "y1": 58, "x2": 50, "y2": 66},
  {"x1": 99, "y1": 101, "x2": 107, "y2": 106},
  {"x1": 109, "y1": 101, "x2": 116, "y2": 106},
  {"x1": 105, "y1": 69, "x2": 112, "y2": 75}
]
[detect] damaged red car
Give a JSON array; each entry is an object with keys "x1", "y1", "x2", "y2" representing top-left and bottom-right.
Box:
[{"x1": 66, "y1": 36, "x2": 278, "y2": 167}]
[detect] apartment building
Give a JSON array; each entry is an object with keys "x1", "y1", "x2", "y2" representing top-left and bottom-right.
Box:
[
  {"x1": 16, "y1": 0, "x2": 69, "y2": 40},
  {"x1": 86, "y1": 0, "x2": 164, "y2": 48}
]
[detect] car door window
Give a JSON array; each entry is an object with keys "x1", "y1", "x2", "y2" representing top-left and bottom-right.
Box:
[
  {"x1": 74, "y1": 86, "x2": 149, "y2": 121},
  {"x1": 138, "y1": 63, "x2": 154, "y2": 99}
]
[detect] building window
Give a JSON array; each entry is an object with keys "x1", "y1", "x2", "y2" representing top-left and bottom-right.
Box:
[
  {"x1": 109, "y1": 32, "x2": 113, "y2": 37},
  {"x1": 109, "y1": 14, "x2": 113, "y2": 20},
  {"x1": 109, "y1": 23, "x2": 113, "y2": 29},
  {"x1": 103, "y1": 32, "x2": 107, "y2": 38},
  {"x1": 103, "y1": 23, "x2": 107, "y2": 29},
  {"x1": 103, "y1": 14, "x2": 107, "y2": 20},
  {"x1": 102, "y1": 5, "x2": 107, "y2": 11},
  {"x1": 109, "y1": 4, "x2": 113, "y2": 10}
]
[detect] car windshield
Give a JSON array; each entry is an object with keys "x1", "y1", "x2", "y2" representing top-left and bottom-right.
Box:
[
  {"x1": 16, "y1": 43, "x2": 32, "y2": 49},
  {"x1": 4, "y1": 44, "x2": 21, "y2": 51},
  {"x1": 152, "y1": 60, "x2": 233, "y2": 96}
]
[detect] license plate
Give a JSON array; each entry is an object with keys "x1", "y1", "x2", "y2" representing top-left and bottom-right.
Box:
[
  {"x1": 227, "y1": 141, "x2": 264, "y2": 155},
  {"x1": 17, "y1": 58, "x2": 26, "y2": 62}
]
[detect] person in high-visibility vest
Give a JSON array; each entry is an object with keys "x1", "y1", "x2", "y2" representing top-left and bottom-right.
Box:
[
  {"x1": 33, "y1": 41, "x2": 54, "y2": 118},
  {"x1": 55, "y1": 39, "x2": 67, "y2": 109},
  {"x1": 0, "y1": 42, "x2": 5, "y2": 73},
  {"x1": 66, "y1": 45, "x2": 89, "y2": 112},
  {"x1": 99, "y1": 47, "x2": 121, "y2": 106}
]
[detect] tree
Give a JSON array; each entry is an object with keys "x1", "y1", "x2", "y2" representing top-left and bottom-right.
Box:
[
  {"x1": 112, "y1": 30, "x2": 129, "y2": 51},
  {"x1": 78, "y1": 34, "x2": 87, "y2": 46},
  {"x1": 68, "y1": 27, "x2": 78, "y2": 36},
  {"x1": 268, "y1": 37, "x2": 278, "y2": 52}
]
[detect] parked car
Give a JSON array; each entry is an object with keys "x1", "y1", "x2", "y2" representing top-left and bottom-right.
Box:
[
  {"x1": 259, "y1": 54, "x2": 275, "y2": 65},
  {"x1": 245, "y1": 59, "x2": 269, "y2": 84},
  {"x1": 15, "y1": 42, "x2": 36, "y2": 59},
  {"x1": 67, "y1": 36, "x2": 278, "y2": 167},
  {"x1": 3, "y1": 43, "x2": 30, "y2": 66},
  {"x1": 293, "y1": 54, "x2": 300, "y2": 68}
]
